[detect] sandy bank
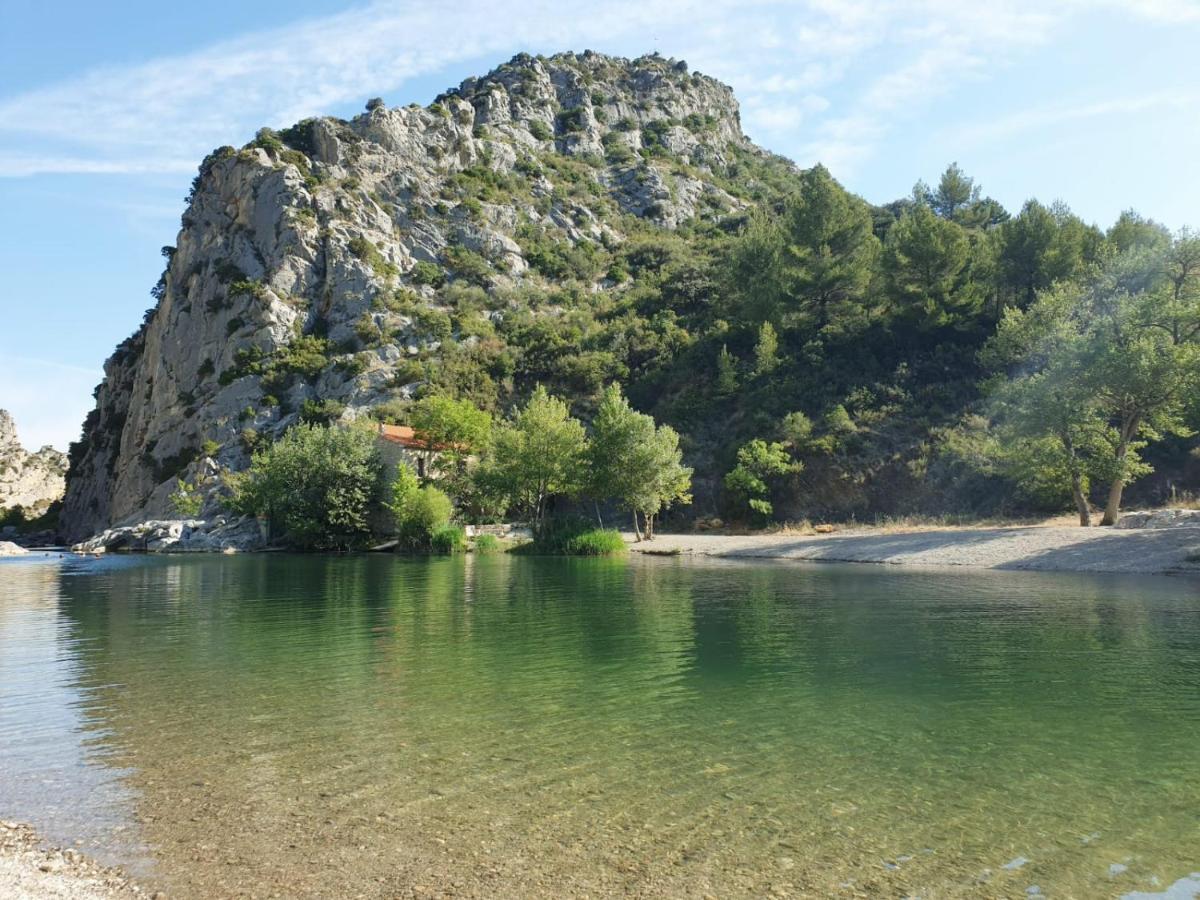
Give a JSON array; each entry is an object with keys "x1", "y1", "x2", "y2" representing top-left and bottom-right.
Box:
[
  {"x1": 0, "y1": 822, "x2": 143, "y2": 899},
  {"x1": 631, "y1": 521, "x2": 1200, "y2": 576}
]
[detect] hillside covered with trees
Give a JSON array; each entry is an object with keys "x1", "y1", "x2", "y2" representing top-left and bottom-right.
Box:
[{"x1": 60, "y1": 50, "x2": 1200, "y2": 540}]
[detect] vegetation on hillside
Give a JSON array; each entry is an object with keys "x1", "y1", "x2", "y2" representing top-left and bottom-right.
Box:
[{"x1": 68, "y1": 52, "x2": 1200, "y2": 534}]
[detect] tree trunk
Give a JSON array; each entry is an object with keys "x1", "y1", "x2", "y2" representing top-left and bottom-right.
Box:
[
  {"x1": 1101, "y1": 478, "x2": 1125, "y2": 526},
  {"x1": 1100, "y1": 427, "x2": 1135, "y2": 526},
  {"x1": 1070, "y1": 471, "x2": 1091, "y2": 527},
  {"x1": 646, "y1": 513, "x2": 655, "y2": 541},
  {"x1": 594, "y1": 501, "x2": 604, "y2": 527},
  {"x1": 632, "y1": 510, "x2": 642, "y2": 542}
]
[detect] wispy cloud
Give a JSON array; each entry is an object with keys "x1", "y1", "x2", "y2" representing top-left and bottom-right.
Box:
[
  {"x1": 941, "y1": 89, "x2": 1200, "y2": 148},
  {"x1": 0, "y1": 0, "x2": 1192, "y2": 182}
]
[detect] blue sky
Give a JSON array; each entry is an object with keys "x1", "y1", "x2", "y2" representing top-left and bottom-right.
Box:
[{"x1": 3, "y1": 0, "x2": 1200, "y2": 450}]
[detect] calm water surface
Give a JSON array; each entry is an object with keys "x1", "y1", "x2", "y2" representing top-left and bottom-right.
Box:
[{"x1": 2, "y1": 552, "x2": 1200, "y2": 898}]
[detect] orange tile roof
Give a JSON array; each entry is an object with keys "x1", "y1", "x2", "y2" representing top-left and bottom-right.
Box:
[
  {"x1": 377, "y1": 423, "x2": 425, "y2": 448},
  {"x1": 376, "y1": 423, "x2": 460, "y2": 452}
]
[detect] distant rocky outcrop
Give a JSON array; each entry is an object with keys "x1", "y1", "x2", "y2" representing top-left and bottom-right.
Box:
[
  {"x1": 0, "y1": 410, "x2": 67, "y2": 517},
  {"x1": 60, "y1": 50, "x2": 791, "y2": 541}
]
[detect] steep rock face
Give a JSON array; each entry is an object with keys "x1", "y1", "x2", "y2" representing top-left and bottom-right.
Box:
[
  {"x1": 0, "y1": 411, "x2": 67, "y2": 516},
  {"x1": 62, "y1": 51, "x2": 786, "y2": 540}
]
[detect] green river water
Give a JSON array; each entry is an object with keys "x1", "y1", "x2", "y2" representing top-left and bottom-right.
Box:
[{"x1": 2, "y1": 552, "x2": 1199, "y2": 898}]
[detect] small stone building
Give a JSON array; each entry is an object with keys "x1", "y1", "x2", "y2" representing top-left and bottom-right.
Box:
[{"x1": 374, "y1": 423, "x2": 442, "y2": 479}]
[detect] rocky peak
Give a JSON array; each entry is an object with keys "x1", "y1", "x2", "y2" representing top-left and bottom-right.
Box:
[
  {"x1": 60, "y1": 50, "x2": 793, "y2": 540},
  {"x1": 0, "y1": 410, "x2": 67, "y2": 518},
  {"x1": 437, "y1": 51, "x2": 745, "y2": 158},
  {"x1": 0, "y1": 409, "x2": 18, "y2": 450}
]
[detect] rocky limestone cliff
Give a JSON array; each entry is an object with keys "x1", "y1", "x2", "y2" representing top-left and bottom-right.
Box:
[
  {"x1": 0, "y1": 410, "x2": 67, "y2": 516},
  {"x1": 62, "y1": 50, "x2": 793, "y2": 540}
]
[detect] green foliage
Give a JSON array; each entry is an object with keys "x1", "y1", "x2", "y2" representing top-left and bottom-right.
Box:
[
  {"x1": 410, "y1": 260, "x2": 446, "y2": 287},
  {"x1": 228, "y1": 423, "x2": 382, "y2": 550},
  {"x1": 480, "y1": 386, "x2": 588, "y2": 527},
  {"x1": 430, "y1": 524, "x2": 467, "y2": 553},
  {"x1": 716, "y1": 344, "x2": 738, "y2": 395},
  {"x1": 153, "y1": 124, "x2": 1200, "y2": 529},
  {"x1": 348, "y1": 236, "x2": 397, "y2": 279},
  {"x1": 300, "y1": 397, "x2": 346, "y2": 426},
  {"x1": 169, "y1": 478, "x2": 203, "y2": 517},
  {"x1": 250, "y1": 127, "x2": 284, "y2": 153},
  {"x1": 588, "y1": 383, "x2": 692, "y2": 535},
  {"x1": 883, "y1": 203, "x2": 979, "y2": 330},
  {"x1": 526, "y1": 518, "x2": 627, "y2": 555},
  {"x1": 724, "y1": 440, "x2": 801, "y2": 522},
  {"x1": 527, "y1": 119, "x2": 553, "y2": 141},
  {"x1": 779, "y1": 412, "x2": 814, "y2": 449},
  {"x1": 517, "y1": 225, "x2": 605, "y2": 282},
  {"x1": 472, "y1": 533, "x2": 502, "y2": 553},
  {"x1": 781, "y1": 165, "x2": 880, "y2": 331},
  {"x1": 753, "y1": 321, "x2": 779, "y2": 375},
  {"x1": 444, "y1": 246, "x2": 493, "y2": 286},
  {"x1": 995, "y1": 200, "x2": 1099, "y2": 308},
  {"x1": 153, "y1": 447, "x2": 197, "y2": 483},
  {"x1": 563, "y1": 528, "x2": 627, "y2": 555},
  {"x1": 983, "y1": 243, "x2": 1200, "y2": 523},
  {"x1": 387, "y1": 465, "x2": 455, "y2": 550},
  {"x1": 410, "y1": 394, "x2": 492, "y2": 455}
]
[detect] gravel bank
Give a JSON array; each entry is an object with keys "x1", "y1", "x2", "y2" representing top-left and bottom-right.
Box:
[
  {"x1": 0, "y1": 822, "x2": 144, "y2": 899},
  {"x1": 631, "y1": 522, "x2": 1200, "y2": 575}
]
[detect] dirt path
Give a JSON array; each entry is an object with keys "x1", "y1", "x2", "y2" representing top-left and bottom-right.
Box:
[{"x1": 631, "y1": 523, "x2": 1200, "y2": 576}]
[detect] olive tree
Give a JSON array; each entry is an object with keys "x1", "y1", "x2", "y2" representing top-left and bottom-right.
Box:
[
  {"x1": 486, "y1": 386, "x2": 588, "y2": 529},
  {"x1": 588, "y1": 383, "x2": 692, "y2": 539}
]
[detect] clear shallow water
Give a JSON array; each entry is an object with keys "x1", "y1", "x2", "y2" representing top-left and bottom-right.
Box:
[{"x1": 2, "y1": 553, "x2": 1200, "y2": 898}]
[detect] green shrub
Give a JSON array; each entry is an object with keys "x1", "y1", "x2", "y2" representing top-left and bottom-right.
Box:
[
  {"x1": 526, "y1": 518, "x2": 628, "y2": 556},
  {"x1": 229, "y1": 279, "x2": 267, "y2": 300},
  {"x1": 385, "y1": 463, "x2": 455, "y2": 550},
  {"x1": 299, "y1": 398, "x2": 346, "y2": 425},
  {"x1": 473, "y1": 533, "x2": 501, "y2": 553},
  {"x1": 273, "y1": 334, "x2": 330, "y2": 380},
  {"x1": 250, "y1": 127, "x2": 284, "y2": 153},
  {"x1": 228, "y1": 423, "x2": 382, "y2": 550},
  {"x1": 403, "y1": 486, "x2": 453, "y2": 542},
  {"x1": 169, "y1": 478, "x2": 203, "y2": 517},
  {"x1": 430, "y1": 524, "x2": 467, "y2": 554},
  {"x1": 556, "y1": 107, "x2": 586, "y2": 133},
  {"x1": 334, "y1": 354, "x2": 369, "y2": 377},
  {"x1": 444, "y1": 246, "x2": 493, "y2": 286},
  {"x1": 527, "y1": 119, "x2": 553, "y2": 141},
  {"x1": 410, "y1": 260, "x2": 446, "y2": 287},
  {"x1": 564, "y1": 528, "x2": 627, "y2": 555},
  {"x1": 348, "y1": 236, "x2": 397, "y2": 279}
]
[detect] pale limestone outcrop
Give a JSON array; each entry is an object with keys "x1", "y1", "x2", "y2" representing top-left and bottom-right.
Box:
[
  {"x1": 62, "y1": 51, "x2": 776, "y2": 541},
  {"x1": 0, "y1": 411, "x2": 66, "y2": 516}
]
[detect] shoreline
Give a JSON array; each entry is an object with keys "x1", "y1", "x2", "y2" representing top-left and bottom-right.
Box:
[
  {"x1": 629, "y1": 521, "x2": 1200, "y2": 576},
  {"x1": 11, "y1": 515, "x2": 1200, "y2": 579},
  {"x1": 0, "y1": 821, "x2": 144, "y2": 899}
]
